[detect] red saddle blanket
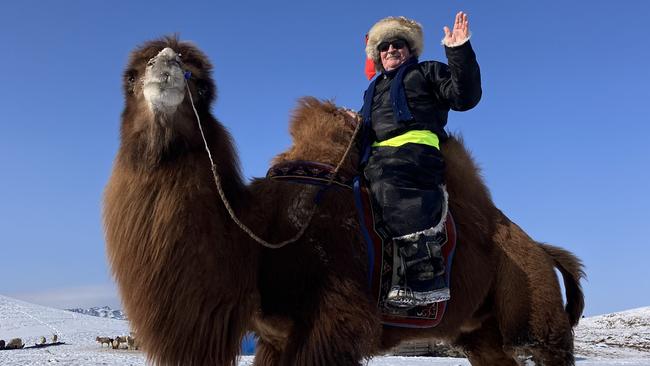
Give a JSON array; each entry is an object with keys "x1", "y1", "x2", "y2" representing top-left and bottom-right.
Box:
[
  {"x1": 353, "y1": 178, "x2": 457, "y2": 328},
  {"x1": 267, "y1": 161, "x2": 457, "y2": 328}
]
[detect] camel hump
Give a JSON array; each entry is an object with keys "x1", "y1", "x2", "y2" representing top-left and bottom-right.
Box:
[{"x1": 538, "y1": 243, "x2": 586, "y2": 326}]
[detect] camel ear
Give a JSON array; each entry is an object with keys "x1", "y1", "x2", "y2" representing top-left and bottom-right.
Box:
[{"x1": 195, "y1": 79, "x2": 206, "y2": 97}]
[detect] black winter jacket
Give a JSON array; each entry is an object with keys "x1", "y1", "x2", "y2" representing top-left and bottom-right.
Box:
[{"x1": 368, "y1": 40, "x2": 482, "y2": 142}]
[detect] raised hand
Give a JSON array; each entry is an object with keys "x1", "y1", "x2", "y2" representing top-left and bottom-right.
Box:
[{"x1": 443, "y1": 11, "x2": 470, "y2": 46}]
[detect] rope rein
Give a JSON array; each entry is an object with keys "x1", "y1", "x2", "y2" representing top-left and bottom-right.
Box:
[{"x1": 184, "y1": 78, "x2": 361, "y2": 249}]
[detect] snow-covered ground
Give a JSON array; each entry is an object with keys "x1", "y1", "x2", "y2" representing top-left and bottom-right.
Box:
[
  {"x1": 574, "y1": 307, "x2": 650, "y2": 359},
  {"x1": 0, "y1": 295, "x2": 137, "y2": 365},
  {"x1": 1, "y1": 295, "x2": 648, "y2": 365}
]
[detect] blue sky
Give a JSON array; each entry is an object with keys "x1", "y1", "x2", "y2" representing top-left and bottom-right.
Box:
[{"x1": 1, "y1": 0, "x2": 648, "y2": 316}]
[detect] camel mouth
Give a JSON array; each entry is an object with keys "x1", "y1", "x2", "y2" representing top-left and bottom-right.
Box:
[{"x1": 143, "y1": 47, "x2": 186, "y2": 113}]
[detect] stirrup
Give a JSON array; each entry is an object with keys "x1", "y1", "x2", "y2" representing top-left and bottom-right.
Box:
[{"x1": 386, "y1": 286, "x2": 416, "y2": 309}]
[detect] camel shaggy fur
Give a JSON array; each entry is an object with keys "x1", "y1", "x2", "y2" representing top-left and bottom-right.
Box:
[
  {"x1": 105, "y1": 37, "x2": 584, "y2": 365},
  {"x1": 246, "y1": 99, "x2": 382, "y2": 365},
  {"x1": 105, "y1": 36, "x2": 255, "y2": 366}
]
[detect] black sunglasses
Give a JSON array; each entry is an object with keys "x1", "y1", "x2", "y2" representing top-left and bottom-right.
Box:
[{"x1": 377, "y1": 39, "x2": 408, "y2": 52}]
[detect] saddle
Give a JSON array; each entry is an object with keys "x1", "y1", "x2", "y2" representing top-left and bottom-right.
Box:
[{"x1": 267, "y1": 160, "x2": 457, "y2": 328}]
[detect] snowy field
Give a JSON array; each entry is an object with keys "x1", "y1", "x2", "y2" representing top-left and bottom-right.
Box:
[{"x1": 1, "y1": 295, "x2": 648, "y2": 365}]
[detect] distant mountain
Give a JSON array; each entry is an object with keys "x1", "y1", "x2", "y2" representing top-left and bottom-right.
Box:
[{"x1": 66, "y1": 306, "x2": 127, "y2": 320}]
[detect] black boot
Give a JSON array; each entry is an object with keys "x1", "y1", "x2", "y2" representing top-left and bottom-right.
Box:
[{"x1": 386, "y1": 232, "x2": 450, "y2": 308}]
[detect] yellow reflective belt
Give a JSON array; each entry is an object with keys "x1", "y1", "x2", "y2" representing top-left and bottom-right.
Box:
[{"x1": 371, "y1": 130, "x2": 440, "y2": 149}]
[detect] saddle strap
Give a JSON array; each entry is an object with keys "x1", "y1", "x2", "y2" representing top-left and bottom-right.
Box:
[{"x1": 267, "y1": 160, "x2": 355, "y2": 189}]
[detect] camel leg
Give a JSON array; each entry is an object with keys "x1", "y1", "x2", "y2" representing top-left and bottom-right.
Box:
[
  {"x1": 493, "y1": 244, "x2": 576, "y2": 364},
  {"x1": 503, "y1": 304, "x2": 575, "y2": 365},
  {"x1": 279, "y1": 279, "x2": 381, "y2": 366},
  {"x1": 515, "y1": 339, "x2": 575, "y2": 366},
  {"x1": 455, "y1": 317, "x2": 519, "y2": 366}
]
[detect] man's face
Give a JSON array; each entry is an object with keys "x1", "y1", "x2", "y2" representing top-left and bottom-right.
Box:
[{"x1": 379, "y1": 39, "x2": 411, "y2": 71}]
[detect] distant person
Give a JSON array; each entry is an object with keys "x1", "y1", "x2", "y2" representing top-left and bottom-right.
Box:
[{"x1": 359, "y1": 12, "x2": 482, "y2": 308}]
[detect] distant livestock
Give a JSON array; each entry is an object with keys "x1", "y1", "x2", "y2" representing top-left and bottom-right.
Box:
[
  {"x1": 5, "y1": 338, "x2": 24, "y2": 349},
  {"x1": 37, "y1": 336, "x2": 46, "y2": 345},
  {"x1": 127, "y1": 335, "x2": 140, "y2": 350},
  {"x1": 112, "y1": 336, "x2": 128, "y2": 349},
  {"x1": 95, "y1": 334, "x2": 140, "y2": 351},
  {"x1": 96, "y1": 336, "x2": 113, "y2": 348}
]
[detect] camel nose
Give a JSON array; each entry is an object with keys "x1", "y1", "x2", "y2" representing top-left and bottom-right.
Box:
[
  {"x1": 157, "y1": 47, "x2": 177, "y2": 61},
  {"x1": 148, "y1": 47, "x2": 181, "y2": 68},
  {"x1": 159, "y1": 48, "x2": 181, "y2": 66}
]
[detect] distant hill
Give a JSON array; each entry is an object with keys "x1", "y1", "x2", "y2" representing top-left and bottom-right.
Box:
[
  {"x1": 66, "y1": 306, "x2": 127, "y2": 320},
  {"x1": 574, "y1": 306, "x2": 650, "y2": 358},
  {"x1": 0, "y1": 295, "x2": 130, "y2": 350}
]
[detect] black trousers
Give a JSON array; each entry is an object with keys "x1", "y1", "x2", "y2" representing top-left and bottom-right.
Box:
[{"x1": 363, "y1": 143, "x2": 446, "y2": 237}]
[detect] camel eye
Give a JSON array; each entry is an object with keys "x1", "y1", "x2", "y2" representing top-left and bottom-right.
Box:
[
  {"x1": 125, "y1": 70, "x2": 138, "y2": 93},
  {"x1": 196, "y1": 81, "x2": 209, "y2": 98},
  {"x1": 127, "y1": 71, "x2": 137, "y2": 84}
]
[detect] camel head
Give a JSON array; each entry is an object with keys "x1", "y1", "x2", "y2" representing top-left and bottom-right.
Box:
[
  {"x1": 273, "y1": 97, "x2": 361, "y2": 173},
  {"x1": 119, "y1": 36, "x2": 217, "y2": 165},
  {"x1": 142, "y1": 47, "x2": 187, "y2": 114}
]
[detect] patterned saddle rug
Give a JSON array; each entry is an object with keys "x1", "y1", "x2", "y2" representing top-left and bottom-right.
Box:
[{"x1": 267, "y1": 160, "x2": 457, "y2": 328}]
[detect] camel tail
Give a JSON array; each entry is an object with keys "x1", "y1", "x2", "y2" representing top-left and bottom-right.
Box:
[{"x1": 539, "y1": 243, "x2": 586, "y2": 327}]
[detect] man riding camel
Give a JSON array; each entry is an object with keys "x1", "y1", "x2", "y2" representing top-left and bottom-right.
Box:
[{"x1": 359, "y1": 12, "x2": 482, "y2": 308}]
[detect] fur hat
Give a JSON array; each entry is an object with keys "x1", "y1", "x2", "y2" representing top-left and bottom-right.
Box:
[{"x1": 365, "y1": 16, "x2": 424, "y2": 72}]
